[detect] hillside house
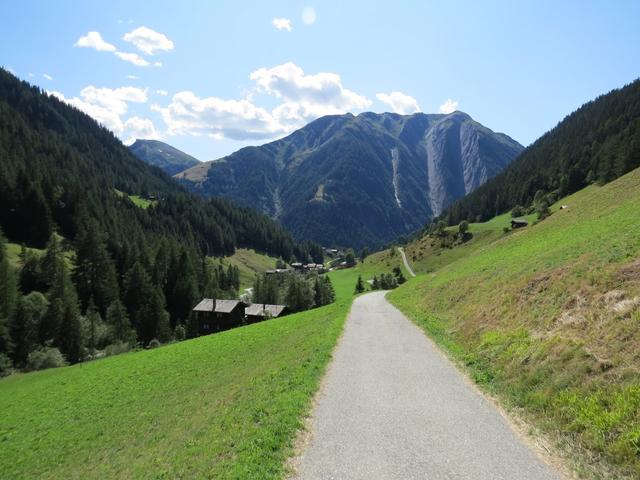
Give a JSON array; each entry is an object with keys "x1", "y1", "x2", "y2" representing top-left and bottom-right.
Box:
[
  {"x1": 511, "y1": 218, "x2": 529, "y2": 229},
  {"x1": 192, "y1": 299, "x2": 247, "y2": 335},
  {"x1": 245, "y1": 303, "x2": 289, "y2": 324}
]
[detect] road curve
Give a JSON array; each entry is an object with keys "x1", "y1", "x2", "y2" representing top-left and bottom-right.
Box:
[
  {"x1": 289, "y1": 292, "x2": 561, "y2": 480},
  {"x1": 398, "y1": 247, "x2": 416, "y2": 277}
]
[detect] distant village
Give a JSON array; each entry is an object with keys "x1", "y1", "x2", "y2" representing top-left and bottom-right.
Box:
[{"x1": 190, "y1": 247, "x2": 353, "y2": 338}]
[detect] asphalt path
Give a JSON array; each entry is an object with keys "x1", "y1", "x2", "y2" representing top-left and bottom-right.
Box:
[{"x1": 290, "y1": 291, "x2": 562, "y2": 480}]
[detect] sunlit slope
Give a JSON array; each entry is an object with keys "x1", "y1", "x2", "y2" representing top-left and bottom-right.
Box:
[
  {"x1": 0, "y1": 299, "x2": 350, "y2": 479},
  {"x1": 389, "y1": 166, "x2": 640, "y2": 478}
]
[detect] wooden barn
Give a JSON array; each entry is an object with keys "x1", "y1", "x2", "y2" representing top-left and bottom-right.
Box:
[
  {"x1": 192, "y1": 299, "x2": 247, "y2": 335},
  {"x1": 511, "y1": 218, "x2": 529, "y2": 229},
  {"x1": 245, "y1": 303, "x2": 289, "y2": 324}
]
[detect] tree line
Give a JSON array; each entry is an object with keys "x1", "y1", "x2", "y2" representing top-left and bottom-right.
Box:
[
  {"x1": 0, "y1": 224, "x2": 246, "y2": 374},
  {"x1": 252, "y1": 271, "x2": 335, "y2": 313}
]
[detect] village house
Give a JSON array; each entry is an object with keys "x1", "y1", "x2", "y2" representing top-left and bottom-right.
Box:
[
  {"x1": 245, "y1": 303, "x2": 289, "y2": 324},
  {"x1": 192, "y1": 299, "x2": 247, "y2": 335},
  {"x1": 511, "y1": 218, "x2": 529, "y2": 229}
]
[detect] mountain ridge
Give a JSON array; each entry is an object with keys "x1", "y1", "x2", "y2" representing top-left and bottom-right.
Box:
[
  {"x1": 176, "y1": 111, "x2": 523, "y2": 249},
  {"x1": 129, "y1": 139, "x2": 200, "y2": 176}
]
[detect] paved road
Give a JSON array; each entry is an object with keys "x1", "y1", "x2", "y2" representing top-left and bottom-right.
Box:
[
  {"x1": 290, "y1": 292, "x2": 561, "y2": 480},
  {"x1": 398, "y1": 247, "x2": 416, "y2": 277}
]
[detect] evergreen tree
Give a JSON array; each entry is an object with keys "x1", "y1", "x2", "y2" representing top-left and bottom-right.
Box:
[
  {"x1": 0, "y1": 230, "x2": 17, "y2": 355},
  {"x1": 345, "y1": 249, "x2": 356, "y2": 267},
  {"x1": 167, "y1": 250, "x2": 199, "y2": 325},
  {"x1": 46, "y1": 249, "x2": 83, "y2": 363},
  {"x1": 360, "y1": 246, "x2": 369, "y2": 263},
  {"x1": 105, "y1": 299, "x2": 135, "y2": 344},
  {"x1": 9, "y1": 292, "x2": 48, "y2": 366},
  {"x1": 73, "y1": 221, "x2": 119, "y2": 315},
  {"x1": 123, "y1": 261, "x2": 153, "y2": 333},
  {"x1": 354, "y1": 275, "x2": 365, "y2": 294}
]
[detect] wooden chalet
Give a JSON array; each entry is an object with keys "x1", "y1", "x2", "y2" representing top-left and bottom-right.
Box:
[
  {"x1": 511, "y1": 218, "x2": 529, "y2": 229},
  {"x1": 245, "y1": 303, "x2": 289, "y2": 324},
  {"x1": 192, "y1": 298, "x2": 247, "y2": 335}
]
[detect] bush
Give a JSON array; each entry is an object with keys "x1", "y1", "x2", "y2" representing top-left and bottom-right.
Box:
[
  {"x1": 104, "y1": 341, "x2": 133, "y2": 357},
  {"x1": 511, "y1": 205, "x2": 526, "y2": 217},
  {"x1": 147, "y1": 339, "x2": 161, "y2": 349},
  {"x1": 174, "y1": 324, "x2": 186, "y2": 341},
  {"x1": 26, "y1": 347, "x2": 67, "y2": 371},
  {"x1": 0, "y1": 353, "x2": 13, "y2": 377}
]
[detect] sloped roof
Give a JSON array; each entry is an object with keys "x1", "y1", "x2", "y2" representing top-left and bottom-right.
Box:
[
  {"x1": 245, "y1": 303, "x2": 287, "y2": 318},
  {"x1": 193, "y1": 298, "x2": 214, "y2": 312},
  {"x1": 192, "y1": 299, "x2": 244, "y2": 313}
]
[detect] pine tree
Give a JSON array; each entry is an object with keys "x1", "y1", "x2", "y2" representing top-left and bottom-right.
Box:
[
  {"x1": 354, "y1": 275, "x2": 365, "y2": 294},
  {"x1": 167, "y1": 250, "x2": 199, "y2": 325},
  {"x1": 73, "y1": 221, "x2": 119, "y2": 315},
  {"x1": 0, "y1": 230, "x2": 18, "y2": 355},
  {"x1": 105, "y1": 299, "x2": 135, "y2": 344},
  {"x1": 9, "y1": 292, "x2": 48, "y2": 366}
]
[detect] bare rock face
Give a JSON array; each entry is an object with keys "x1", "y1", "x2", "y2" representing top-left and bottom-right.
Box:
[{"x1": 176, "y1": 111, "x2": 523, "y2": 248}]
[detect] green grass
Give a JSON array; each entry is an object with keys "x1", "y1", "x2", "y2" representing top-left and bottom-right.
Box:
[
  {"x1": 0, "y1": 298, "x2": 352, "y2": 479},
  {"x1": 388, "y1": 167, "x2": 640, "y2": 478},
  {"x1": 327, "y1": 248, "x2": 408, "y2": 301},
  {"x1": 219, "y1": 248, "x2": 280, "y2": 290},
  {"x1": 114, "y1": 189, "x2": 156, "y2": 209}
]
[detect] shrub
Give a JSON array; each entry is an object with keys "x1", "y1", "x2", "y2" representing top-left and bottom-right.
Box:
[
  {"x1": 103, "y1": 342, "x2": 133, "y2": 357},
  {"x1": 147, "y1": 339, "x2": 161, "y2": 349},
  {"x1": 511, "y1": 205, "x2": 525, "y2": 217},
  {"x1": 26, "y1": 347, "x2": 67, "y2": 371},
  {"x1": 174, "y1": 324, "x2": 186, "y2": 341},
  {"x1": 0, "y1": 353, "x2": 13, "y2": 377}
]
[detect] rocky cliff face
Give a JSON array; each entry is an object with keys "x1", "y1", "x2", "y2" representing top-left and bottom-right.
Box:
[{"x1": 176, "y1": 111, "x2": 523, "y2": 248}]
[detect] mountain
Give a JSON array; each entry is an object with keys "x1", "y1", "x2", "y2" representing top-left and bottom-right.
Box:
[
  {"x1": 176, "y1": 112, "x2": 523, "y2": 249},
  {"x1": 437, "y1": 78, "x2": 640, "y2": 225},
  {"x1": 129, "y1": 139, "x2": 200, "y2": 176}
]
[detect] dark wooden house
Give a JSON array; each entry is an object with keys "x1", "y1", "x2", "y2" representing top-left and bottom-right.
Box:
[
  {"x1": 192, "y1": 299, "x2": 247, "y2": 335},
  {"x1": 511, "y1": 218, "x2": 529, "y2": 229},
  {"x1": 245, "y1": 303, "x2": 289, "y2": 324}
]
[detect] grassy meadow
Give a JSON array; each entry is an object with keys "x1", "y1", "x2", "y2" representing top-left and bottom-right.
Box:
[
  {"x1": 0, "y1": 297, "x2": 352, "y2": 479},
  {"x1": 220, "y1": 248, "x2": 280, "y2": 290},
  {"x1": 388, "y1": 167, "x2": 640, "y2": 478}
]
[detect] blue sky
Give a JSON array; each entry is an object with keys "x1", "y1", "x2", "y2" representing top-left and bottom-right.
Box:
[{"x1": 1, "y1": 0, "x2": 639, "y2": 160}]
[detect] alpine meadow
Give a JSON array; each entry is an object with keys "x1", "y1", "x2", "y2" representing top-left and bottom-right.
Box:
[{"x1": 1, "y1": 2, "x2": 639, "y2": 479}]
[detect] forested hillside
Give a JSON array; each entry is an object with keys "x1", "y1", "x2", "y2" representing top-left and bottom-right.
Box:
[
  {"x1": 0, "y1": 69, "x2": 321, "y2": 372},
  {"x1": 438, "y1": 78, "x2": 640, "y2": 225}
]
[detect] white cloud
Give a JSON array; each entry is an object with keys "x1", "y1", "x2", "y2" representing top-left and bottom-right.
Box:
[
  {"x1": 439, "y1": 98, "x2": 459, "y2": 114},
  {"x1": 156, "y1": 62, "x2": 371, "y2": 141},
  {"x1": 114, "y1": 51, "x2": 150, "y2": 67},
  {"x1": 273, "y1": 17, "x2": 292, "y2": 31},
  {"x1": 28, "y1": 73, "x2": 35, "y2": 78},
  {"x1": 123, "y1": 26, "x2": 174, "y2": 55},
  {"x1": 49, "y1": 86, "x2": 148, "y2": 137},
  {"x1": 376, "y1": 91, "x2": 421, "y2": 114},
  {"x1": 43, "y1": 73, "x2": 53, "y2": 81},
  {"x1": 154, "y1": 91, "x2": 284, "y2": 141},
  {"x1": 122, "y1": 116, "x2": 161, "y2": 144},
  {"x1": 127, "y1": 75, "x2": 139, "y2": 80},
  {"x1": 156, "y1": 89, "x2": 168, "y2": 96},
  {"x1": 250, "y1": 62, "x2": 371, "y2": 126},
  {"x1": 301, "y1": 7, "x2": 316, "y2": 25},
  {"x1": 74, "y1": 31, "x2": 116, "y2": 52}
]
